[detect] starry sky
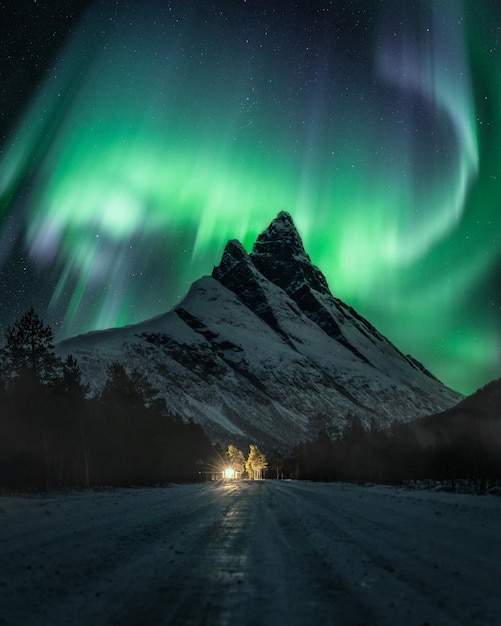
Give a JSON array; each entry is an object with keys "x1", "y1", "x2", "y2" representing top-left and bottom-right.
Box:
[{"x1": 0, "y1": 0, "x2": 500, "y2": 395}]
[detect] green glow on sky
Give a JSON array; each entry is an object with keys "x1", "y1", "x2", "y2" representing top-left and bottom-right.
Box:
[{"x1": 0, "y1": 0, "x2": 500, "y2": 394}]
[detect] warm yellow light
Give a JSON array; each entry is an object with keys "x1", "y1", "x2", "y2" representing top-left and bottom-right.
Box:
[{"x1": 224, "y1": 468, "x2": 235, "y2": 479}]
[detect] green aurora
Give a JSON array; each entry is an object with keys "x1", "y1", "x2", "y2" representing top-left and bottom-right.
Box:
[{"x1": 1, "y1": 0, "x2": 500, "y2": 394}]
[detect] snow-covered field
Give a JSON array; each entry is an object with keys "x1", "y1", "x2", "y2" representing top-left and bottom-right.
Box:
[{"x1": 0, "y1": 480, "x2": 500, "y2": 625}]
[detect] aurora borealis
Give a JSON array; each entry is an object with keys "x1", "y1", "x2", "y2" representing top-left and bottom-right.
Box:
[{"x1": 1, "y1": 0, "x2": 500, "y2": 394}]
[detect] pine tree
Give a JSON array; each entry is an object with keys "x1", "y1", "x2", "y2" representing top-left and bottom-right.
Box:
[
  {"x1": 246, "y1": 444, "x2": 268, "y2": 479},
  {"x1": 0, "y1": 309, "x2": 65, "y2": 489},
  {"x1": 226, "y1": 445, "x2": 246, "y2": 477},
  {"x1": 0, "y1": 308, "x2": 60, "y2": 387}
]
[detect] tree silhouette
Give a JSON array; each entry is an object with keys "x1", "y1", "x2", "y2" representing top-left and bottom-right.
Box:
[
  {"x1": 0, "y1": 308, "x2": 59, "y2": 386},
  {"x1": 0, "y1": 309, "x2": 62, "y2": 490},
  {"x1": 52, "y1": 355, "x2": 91, "y2": 487}
]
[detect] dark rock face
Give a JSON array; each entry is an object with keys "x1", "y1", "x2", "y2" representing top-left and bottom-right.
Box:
[
  {"x1": 213, "y1": 239, "x2": 286, "y2": 340},
  {"x1": 250, "y1": 211, "x2": 331, "y2": 296}
]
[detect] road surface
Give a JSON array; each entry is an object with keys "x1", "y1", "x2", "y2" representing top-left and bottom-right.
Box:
[{"x1": 1, "y1": 480, "x2": 500, "y2": 625}]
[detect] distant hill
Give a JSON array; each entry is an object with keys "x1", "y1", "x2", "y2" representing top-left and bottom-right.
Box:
[{"x1": 409, "y1": 377, "x2": 501, "y2": 454}]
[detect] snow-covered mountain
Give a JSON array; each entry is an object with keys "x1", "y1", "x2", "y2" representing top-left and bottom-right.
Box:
[{"x1": 56, "y1": 212, "x2": 461, "y2": 450}]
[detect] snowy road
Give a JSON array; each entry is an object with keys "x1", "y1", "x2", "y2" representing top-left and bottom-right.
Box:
[{"x1": 1, "y1": 480, "x2": 500, "y2": 625}]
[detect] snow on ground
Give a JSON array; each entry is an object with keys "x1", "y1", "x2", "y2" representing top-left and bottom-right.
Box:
[{"x1": 0, "y1": 481, "x2": 500, "y2": 625}]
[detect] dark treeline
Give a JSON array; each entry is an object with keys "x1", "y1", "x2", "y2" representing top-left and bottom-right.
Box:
[
  {"x1": 0, "y1": 309, "x2": 216, "y2": 492},
  {"x1": 282, "y1": 406, "x2": 501, "y2": 491},
  {"x1": 3, "y1": 311, "x2": 500, "y2": 493}
]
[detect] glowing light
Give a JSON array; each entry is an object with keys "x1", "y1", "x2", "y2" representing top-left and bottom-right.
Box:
[{"x1": 224, "y1": 468, "x2": 235, "y2": 480}]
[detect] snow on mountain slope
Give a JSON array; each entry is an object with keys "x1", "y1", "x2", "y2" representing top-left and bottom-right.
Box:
[{"x1": 56, "y1": 213, "x2": 461, "y2": 450}]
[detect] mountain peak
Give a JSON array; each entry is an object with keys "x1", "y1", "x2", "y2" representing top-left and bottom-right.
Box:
[
  {"x1": 212, "y1": 239, "x2": 249, "y2": 281},
  {"x1": 252, "y1": 211, "x2": 307, "y2": 260},
  {"x1": 250, "y1": 212, "x2": 331, "y2": 296}
]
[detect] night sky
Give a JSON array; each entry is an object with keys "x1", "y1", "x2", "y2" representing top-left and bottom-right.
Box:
[{"x1": 1, "y1": 0, "x2": 500, "y2": 395}]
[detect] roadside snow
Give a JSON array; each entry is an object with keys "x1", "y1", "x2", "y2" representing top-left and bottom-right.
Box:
[{"x1": 0, "y1": 481, "x2": 500, "y2": 625}]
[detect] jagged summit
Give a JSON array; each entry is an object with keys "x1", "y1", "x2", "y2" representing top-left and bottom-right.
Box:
[
  {"x1": 250, "y1": 212, "x2": 331, "y2": 296},
  {"x1": 212, "y1": 238, "x2": 263, "y2": 301},
  {"x1": 252, "y1": 211, "x2": 307, "y2": 259},
  {"x1": 212, "y1": 213, "x2": 325, "y2": 332},
  {"x1": 213, "y1": 212, "x2": 331, "y2": 297},
  {"x1": 212, "y1": 239, "x2": 250, "y2": 280},
  {"x1": 212, "y1": 212, "x2": 425, "y2": 373}
]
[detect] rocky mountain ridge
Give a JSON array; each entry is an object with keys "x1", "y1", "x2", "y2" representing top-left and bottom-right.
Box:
[{"x1": 56, "y1": 212, "x2": 462, "y2": 450}]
